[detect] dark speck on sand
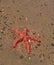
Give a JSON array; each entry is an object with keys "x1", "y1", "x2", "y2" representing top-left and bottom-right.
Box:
[{"x1": 51, "y1": 43, "x2": 54, "y2": 46}]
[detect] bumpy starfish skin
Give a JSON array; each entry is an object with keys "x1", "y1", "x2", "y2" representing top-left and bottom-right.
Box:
[{"x1": 11, "y1": 28, "x2": 41, "y2": 54}]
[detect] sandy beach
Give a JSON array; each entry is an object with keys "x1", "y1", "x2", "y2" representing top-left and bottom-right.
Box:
[{"x1": 0, "y1": 0, "x2": 54, "y2": 65}]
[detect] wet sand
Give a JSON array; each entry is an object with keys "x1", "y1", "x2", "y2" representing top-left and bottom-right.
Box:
[{"x1": 0, "y1": 0, "x2": 54, "y2": 65}]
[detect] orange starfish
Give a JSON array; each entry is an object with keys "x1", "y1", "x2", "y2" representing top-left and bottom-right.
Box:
[{"x1": 11, "y1": 28, "x2": 41, "y2": 54}]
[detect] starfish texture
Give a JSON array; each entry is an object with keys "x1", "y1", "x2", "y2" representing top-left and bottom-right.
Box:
[{"x1": 11, "y1": 28, "x2": 41, "y2": 54}]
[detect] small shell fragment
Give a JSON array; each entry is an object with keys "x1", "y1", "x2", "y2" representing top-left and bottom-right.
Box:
[{"x1": 28, "y1": 39, "x2": 31, "y2": 43}]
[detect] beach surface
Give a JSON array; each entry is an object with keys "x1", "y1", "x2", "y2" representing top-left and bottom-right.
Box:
[{"x1": 0, "y1": 0, "x2": 54, "y2": 65}]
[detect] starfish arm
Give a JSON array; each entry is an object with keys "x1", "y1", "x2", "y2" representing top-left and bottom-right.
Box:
[
  {"x1": 11, "y1": 28, "x2": 20, "y2": 36},
  {"x1": 27, "y1": 36, "x2": 41, "y2": 43},
  {"x1": 13, "y1": 38, "x2": 21, "y2": 48},
  {"x1": 23, "y1": 39, "x2": 30, "y2": 54},
  {"x1": 22, "y1": 28, "x2": 27, "y2": 35}
]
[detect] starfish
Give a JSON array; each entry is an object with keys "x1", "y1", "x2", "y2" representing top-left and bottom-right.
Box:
[{"x1": 11, "y1": 28, "x2": 41, "y2": 54}]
